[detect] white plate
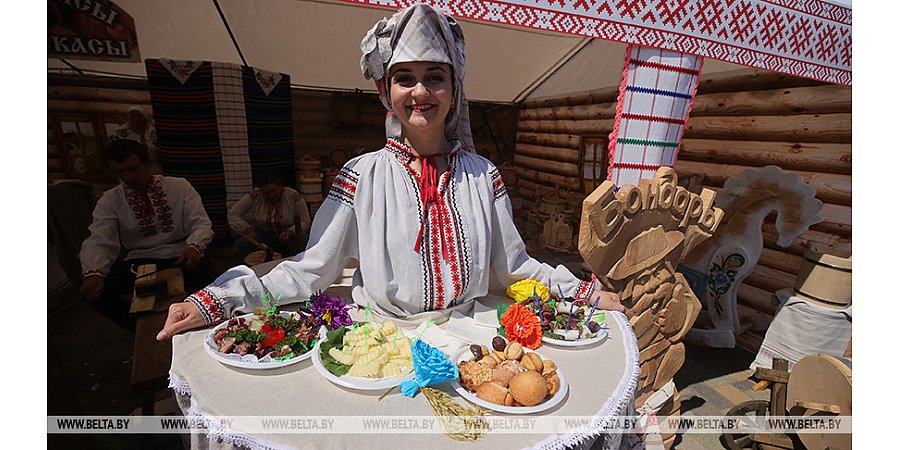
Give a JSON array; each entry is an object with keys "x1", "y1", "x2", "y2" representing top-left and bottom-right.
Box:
[
  {"x1": 310, "y1": 328, "x2": 416, "y2": 391},
  {"x1": 541, "y1": 327, "x2": 609, "y2": 347},
  {"x1": 204, "y1": 313, "x2": 324, "y2": 370},
  {"x1": 449, "y1": 347, "x2": 568, "y2": 414}
]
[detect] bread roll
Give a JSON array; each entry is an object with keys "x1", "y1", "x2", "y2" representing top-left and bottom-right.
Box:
[
  {"x1": 508, "y1": 371, "x2": 548, "y2": 406},
  {"x1": 492, "y1": 368, "x2": 516, "y2": 387},
  {"x1": 476, "y1": 381, "x2": 509, "y2": 405}
]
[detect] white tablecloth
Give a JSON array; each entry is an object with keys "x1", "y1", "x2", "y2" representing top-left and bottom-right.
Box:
[{"x1": 169, "y1": 292, "x2": 639, "y2": 450}]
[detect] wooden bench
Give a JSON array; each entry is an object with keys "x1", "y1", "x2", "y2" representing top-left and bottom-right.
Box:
[{"x1": 129, "y1": 267, "x2": 185, "y2": 416}]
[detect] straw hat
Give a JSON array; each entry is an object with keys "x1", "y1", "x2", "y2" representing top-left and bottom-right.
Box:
[{"x1": 607, "y1": 225, "x2": 683, "y2": 280}]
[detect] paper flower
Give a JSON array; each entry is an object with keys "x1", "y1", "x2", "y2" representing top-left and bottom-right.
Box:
[
  {"x1": 500, "y1": 303, "x2": 543, "y2": 349},
  {"x1": 308, "y1": 290, "x2": 353, "y2": 330},
  {"x1": 506, "y1": 279, "x2": 549, "y2": 304},
  {"x1": 401, "y1": 339, "x2": 459, "y2": 398}
]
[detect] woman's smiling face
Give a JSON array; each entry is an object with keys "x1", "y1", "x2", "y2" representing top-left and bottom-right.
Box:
[{"x1": 388, "y1": 61, "x2": 453, "y2": 134}]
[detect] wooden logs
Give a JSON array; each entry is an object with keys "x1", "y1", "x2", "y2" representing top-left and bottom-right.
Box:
[
  {"x1": 677, "y1": 139, "x2": 851, "y2": 175},
  {"x1": 742, "y1": 264, "x2": 797, "y2": 296},
  {"x1": 48, "y1": 85, "x2": 152, "y2": 104},
  {"x1": 674, "y1": 160, "x2": 851, "y2": 206},
  {"x1": 47, "y1": 100, "x2": 145, "y2": 115},
  {"x1": 737, "y1": 283, "x2": 780, "y2": 316},
  {"x1": 690, "y1": 85, "x2": 851, "y2": 117},
  {"x1": 683, "y1": 114, "x2": 851, "y2": 143},
  {"x1": 513, "y1": 154, "x2": 580, "y2": 177},
  {"x1": 694, "y1": 69, "x2": 828, "y2": 94},
  {"x1": 515, "y1": 167, "x2": 581, "y2": 191},
  {"x1": 515, "y1": 132, "x2": 582, "y2": 149},
  {"x1": 761, "y1": 223, "x2": 851, "y2": 257},
  {"x1": 521, "y1": 86, "x2": 619, "y2": 109},
  {"x1": 517, "y1": 101, "x2": 617, "y2": 121},
  {"x1": 517, "y1": 118, "x2": 614, "y2": 135},
  {"x1": 514, "y1": 143, "x2": 581, "y2": 164},
  {"x1": 757, "y1": 247, "x2": 804, "y2": 276}
]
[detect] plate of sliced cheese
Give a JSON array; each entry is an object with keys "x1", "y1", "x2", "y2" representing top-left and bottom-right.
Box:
[{"x1": 311, "y1": 320, "x2": 416, "y2": 390}]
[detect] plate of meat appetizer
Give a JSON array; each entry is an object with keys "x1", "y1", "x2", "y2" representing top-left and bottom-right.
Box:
[{"x1": 205, "y1": 311, "x2": 325, "y2": 370}]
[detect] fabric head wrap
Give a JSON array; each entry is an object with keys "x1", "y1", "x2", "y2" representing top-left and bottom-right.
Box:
[{"x1": 360, "y1": 4, "x2": 474, "y2": 150}]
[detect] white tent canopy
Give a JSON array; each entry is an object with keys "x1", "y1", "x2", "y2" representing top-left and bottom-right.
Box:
[{"x1": 48, "y1": 0, "x2": 851, "y2": 102}]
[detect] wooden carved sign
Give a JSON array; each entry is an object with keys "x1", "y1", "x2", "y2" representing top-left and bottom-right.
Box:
[{"x1": 579, "y1": 167, "x2": 724, "y2": 407}]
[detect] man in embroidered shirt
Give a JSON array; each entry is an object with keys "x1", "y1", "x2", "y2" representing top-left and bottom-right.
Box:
[
  {"x1": 80, "y1": 140, "x2": 216, "y2": 327},
  {"x1": 227, "y1": 172, "x2": 311, "y2": 258}
]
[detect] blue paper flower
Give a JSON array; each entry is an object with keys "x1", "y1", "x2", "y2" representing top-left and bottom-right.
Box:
[{"x1": 400, "y1": 339, "x2": 459, "y2": 398}]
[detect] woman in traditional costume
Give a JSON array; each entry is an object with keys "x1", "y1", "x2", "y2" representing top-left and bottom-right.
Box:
[{"x1": 157, "y1": 4, "x2": 622, "y2": 340}]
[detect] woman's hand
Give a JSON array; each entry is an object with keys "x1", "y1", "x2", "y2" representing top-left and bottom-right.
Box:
[
  {"x1": 156, "y1": 302, "x2": 206, "y2": 340},
  {"x1": 588, "y1": 290, "x2": 625, "y2": 313}
]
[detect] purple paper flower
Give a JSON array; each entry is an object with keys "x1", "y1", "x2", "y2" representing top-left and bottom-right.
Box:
[{"x1": 308, "y1": 290, "x2": 353, "y2": 330}]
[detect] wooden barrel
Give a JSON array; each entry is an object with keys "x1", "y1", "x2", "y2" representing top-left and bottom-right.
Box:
[
  {"x1": 299, "y1": 176, "x2": 323, "y2": 197},
  {"x1": 795, "y1": 250, "x2": 851, "y2": 307},
  {"x1": 297, "y1": 154, "x2": 319, "y2": 175},
  {"x1": 539, "y1": 195, "x2": 567, "y2": 215}
]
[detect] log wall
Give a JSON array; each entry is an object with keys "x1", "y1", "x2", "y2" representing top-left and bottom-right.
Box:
[
  {"x1": 48, "y1": 74, "x2": 518, "y2": 191},
  {"x1": 515, "y1": 69, "x2": 851, "y2": 353}
]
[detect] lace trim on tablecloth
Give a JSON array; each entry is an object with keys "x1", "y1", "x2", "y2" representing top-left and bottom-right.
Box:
[
  {"x1": 530, "y1": 310, "x2": 641, "y2": 450},
  {"x1": 168, "y1": 372, "x2": 295, "y2": 450},
  {"x1": 167, "y1": 312, "x2": 641, "y2": 450}
]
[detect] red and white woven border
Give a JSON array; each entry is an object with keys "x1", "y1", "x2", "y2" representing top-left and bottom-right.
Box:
[{"x1": 341, "y1": 0, "x2": 851, "y2": 85}]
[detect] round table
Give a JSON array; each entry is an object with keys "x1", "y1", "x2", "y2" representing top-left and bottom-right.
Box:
[{"x1": 169, "y1": 294, "x2": 639, "y2": 450}]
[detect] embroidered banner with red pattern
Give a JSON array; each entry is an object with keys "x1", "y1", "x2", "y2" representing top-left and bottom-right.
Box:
[{"x1": 339, "y1": 0, "x2": 851, "y2": 85}]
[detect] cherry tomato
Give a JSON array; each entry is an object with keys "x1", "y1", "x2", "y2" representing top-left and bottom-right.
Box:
[{"x1": 260, "y1": 327, "x2": 284, "y2": 347}]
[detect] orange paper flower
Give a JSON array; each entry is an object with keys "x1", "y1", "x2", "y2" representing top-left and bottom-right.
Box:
[{"x1": 500, "y1": 303, "x2": 543, "y2": 349}]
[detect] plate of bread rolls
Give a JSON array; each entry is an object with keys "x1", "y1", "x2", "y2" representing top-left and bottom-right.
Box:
[{"x1": 450, "y1": 336, "x2": 567, "y2": 414}]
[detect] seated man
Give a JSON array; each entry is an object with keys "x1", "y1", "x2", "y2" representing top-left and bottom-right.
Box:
[
  {"x1": 227, "y1": 173, "x2": 311, "y2": 259},
  {"x1": 80, "y1": 140, "x2": 216, "y2": 328}
]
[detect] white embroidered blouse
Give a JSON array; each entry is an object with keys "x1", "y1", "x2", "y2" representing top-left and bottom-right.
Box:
[
  {"x1": 80, "y1": 175, "x2": 215, "y2": 278},
  {"x1": 227, "y1": 186, "x2": 311, "y2": 236},
  {"x1": 187, "y1": 139, "x2": 599, "y2": 324}
]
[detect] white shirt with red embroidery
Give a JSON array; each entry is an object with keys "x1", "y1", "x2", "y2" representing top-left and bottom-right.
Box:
[
  {"x1": 80, "y1": 175, "x2": 214, "y2": 278},
  {"x1": 227, "y1": 186, "x2": 311, "y2": 236},
  {"x1": 187, "y1": 139, "x2": 599, "y2": 324}
]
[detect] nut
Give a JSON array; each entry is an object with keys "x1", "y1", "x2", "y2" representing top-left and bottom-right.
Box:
[
  {"x1": 541, "y1": 360, "x2": 557, "y2": 375},
  {"x1": 492, "y1": 336, "x2": 507, "y2": 351},
  {"x1": 521, "y1": 353, "x2": 544, "y2": 373},
  {"x1": 470, "y1": 344, "x2": 484, "y2": 360},
  {"x1": 505, "y1": 342, "x2": 524, "y2": 361}
]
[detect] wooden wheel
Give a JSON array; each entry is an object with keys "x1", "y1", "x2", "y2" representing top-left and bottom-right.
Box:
[
  {"x1": 722, "y1": 400, "x2": 770, "y2": 450},
  {"x1": 786, "y1": 355, "x2": 851, "y2": 450}
]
